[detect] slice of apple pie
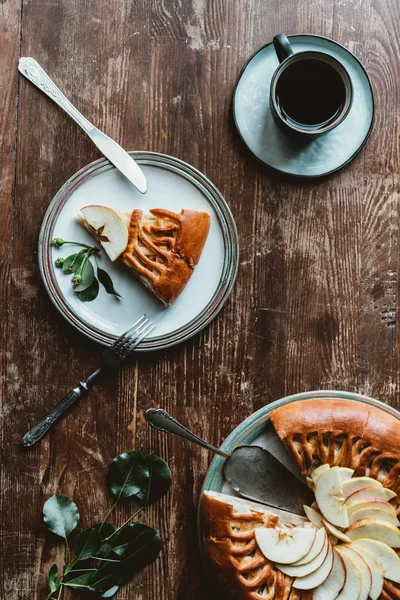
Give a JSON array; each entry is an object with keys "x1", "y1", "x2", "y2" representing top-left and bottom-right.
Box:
[{"x1": 78, "y1": 205, "x2": 210, "y2": 306}]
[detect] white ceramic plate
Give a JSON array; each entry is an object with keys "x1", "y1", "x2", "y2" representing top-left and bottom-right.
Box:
[{"x1": 39, "y1": 152, "x2": 239, "y2": 350}]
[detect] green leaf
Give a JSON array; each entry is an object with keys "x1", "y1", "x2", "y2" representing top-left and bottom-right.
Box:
[
  {"x1": 62, "y1": 252, "x2": 85, "y2": 274},
  {"x1": 101, "y1": 523, "x2": 160, "y2": 559},
  {"x1": 103, "y1": 523, "x2": 145, "y2": 558},
  {"x1": 74, "y1": 258, "x2": 95, "y2": 292},
  {"x1": 115, "y1": 524, "x2": 162, "y2": 584},
  {"x1": 98, "y1": 268, "x2": 122, "y2": 298},
  {"x1": 62, "y1": 569, "x2": 96, "y2": 588},
  {"x1": 43, "y1": 494, "x2": 80, "y2": 539},
  {"x1": 87, "y1": 525, "x2": 162, "y2": 591},
  {"x1": 94, "y1": 531, "x2": 125, "y2": 559},
  {"x1": 92, "y1": 522, "x2": 116, "y2": 541},
  {"x1": 107, "y1": 450, "x2": 150, "y2": 503},
  {"x1": 87, "y1": 563, "x2": 119, "y2": 594},
  {"x1": 76, "y1": 526, "x2": 101, "y2": 561},
  {"x1": 92, "y1": 523, "x2": 117, "y2": 558},
  {"x1": 81, "y1": 524, "x2": 162, "y2": 593},
  {"x1": 95, "y1": 540, "x2": 115, "y2": 559},
  {"x1": 62, "y1": 253, "x2": 77, "y2": 273},
  {"x1": 144, "y1": 453, "x2": 172, "y2": 505},
  {"x1": 48, "y1": 564, "x2": 59, "y2": 593},
  {"x1": 77, "y1": 277, "x2": 99, "y2": 302},
  {"x1": 101, "y1": 585, "x2": 119, "y2": 597}
]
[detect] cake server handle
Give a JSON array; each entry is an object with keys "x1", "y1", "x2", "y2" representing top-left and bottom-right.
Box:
[{"x1": 145, "y1": 408, "x2": 229, "y2": 458}]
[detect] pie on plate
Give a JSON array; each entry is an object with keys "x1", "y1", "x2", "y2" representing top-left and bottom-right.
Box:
[
  {"x1": 78, "y1": 205, "x2": 210, "y2": 306},
  {"x1": 202, "y1": 399, "x2": 400, "y2": 599}
]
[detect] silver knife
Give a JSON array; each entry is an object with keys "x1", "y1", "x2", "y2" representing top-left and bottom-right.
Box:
[{"x1": 18, "y1": 57, "x2": 147, "y2": 194}]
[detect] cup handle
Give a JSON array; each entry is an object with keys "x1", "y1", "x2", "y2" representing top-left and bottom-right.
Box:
[{"x1": 273, "y1": 34, "x2": 294, "y2": 63}]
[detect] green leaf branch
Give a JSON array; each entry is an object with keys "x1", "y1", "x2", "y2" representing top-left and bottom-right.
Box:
[
  {"x1": 44, "y1": 450, "x2": 171, "y2": 599},
  {"x1": 53, "y1": 238, "x2": 122, "y2": 302}
]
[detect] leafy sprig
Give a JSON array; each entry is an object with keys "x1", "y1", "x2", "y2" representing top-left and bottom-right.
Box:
[
  {"x1": 53, "y1": 239, "x2": 122, "y2": 302},
  {"x1": 44, "y1": 450, "x2": 171, "y2": 599}
]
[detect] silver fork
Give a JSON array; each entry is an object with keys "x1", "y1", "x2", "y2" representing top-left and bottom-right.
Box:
[{"x1": 21, "y1": 315, "x2": 154, "y2": 447}]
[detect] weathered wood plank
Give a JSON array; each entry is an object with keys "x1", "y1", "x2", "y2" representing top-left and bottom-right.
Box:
[
  {"x1": 0, "y1": 1, "x2": 24, "y2": 597},
  {"x1": 2, "y1": 0, "x2": 400, "y2": 599}
]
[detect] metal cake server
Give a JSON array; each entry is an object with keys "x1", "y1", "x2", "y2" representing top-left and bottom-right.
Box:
[
  {"x1": 18, "y1": 57, "x2": 147, "y2": 194},
  {"x1": 145, "y1": 408, "x2": 314, "y2": 514}
]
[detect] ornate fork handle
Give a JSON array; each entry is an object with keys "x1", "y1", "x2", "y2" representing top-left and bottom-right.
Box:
[
  {"x1": 18, "y1": 57, "x2": 93, "y2": 133},
  {"x1": 22, "y1": 368, "x2": 102, "y2": 447},
  {"x1": 21, "y1": 317, "x2": 154, "y2": 448},
  {"x1": 22, "y1": 386, "x2": 86, "y2": 447}
]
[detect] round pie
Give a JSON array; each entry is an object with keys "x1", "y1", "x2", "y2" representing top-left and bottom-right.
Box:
[{"x1": 202, "y1": 399, "x2": 400, "y2": 599}]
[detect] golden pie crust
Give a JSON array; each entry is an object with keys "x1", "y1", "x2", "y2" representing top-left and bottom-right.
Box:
[
  {"x1": 203, "y1": 399, "x2": 400, "y2": 599},
  {"x1": 122, "y1": 208, "x2": 210, "y2": 305},
  {"x1": 270, "y1": 399, "x2": 400, "y2": 512},
  {"x1": 202, "y1": 492, "x2": 312, "y2": 600}
]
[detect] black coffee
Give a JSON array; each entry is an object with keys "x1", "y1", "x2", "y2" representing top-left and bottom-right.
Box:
[{"x1": 275, "y1": 58, "x2": 346, "y2": 130}]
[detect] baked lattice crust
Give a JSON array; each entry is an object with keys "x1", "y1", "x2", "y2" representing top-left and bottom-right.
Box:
[
  {"x1": 122, "y1": 208, "x2": 210, "y2": 305},
  {"x1": 382, "y1": 579, "x2": 400, "y2": 599},
  {"x1": 202, "y1": 492, "x2": 312, "y2": 600},
  {"x1": 269, "y1": 399, "x2": 400, "y2": 513}
]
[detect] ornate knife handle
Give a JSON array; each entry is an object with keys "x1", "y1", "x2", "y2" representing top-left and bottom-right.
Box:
[
  {"x1": 145, "y1": 408, "x2": 229, "y2": 458},
  {"x1": 18, "y1": 57, "x2": 93, "y2": 133}
]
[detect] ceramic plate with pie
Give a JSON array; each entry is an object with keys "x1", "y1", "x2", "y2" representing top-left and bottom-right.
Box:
[
  {"x1": 39, "y1": 152, "x2": 239, "y2": 350},
  {"x1": 199, "y1": 390, "x2": 400, "y2": 599}
]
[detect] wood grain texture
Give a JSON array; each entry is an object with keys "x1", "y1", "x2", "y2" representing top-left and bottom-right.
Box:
[{"x1": 1, "y1": 0, "x2": 400, "y2": 598}]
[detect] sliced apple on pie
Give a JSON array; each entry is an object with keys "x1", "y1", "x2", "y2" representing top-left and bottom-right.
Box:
[
  {"x1": 78, "y1": 205, "x2": 210, "y2": 306},
  {"x1": 79, "y1": 205, "x2": 129, "y2": 262},
  {"x1": 203, "y1": 484, "x2": 400, "y2": 600}
]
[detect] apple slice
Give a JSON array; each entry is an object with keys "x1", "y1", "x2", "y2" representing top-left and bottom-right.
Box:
[
  {"x1": 336, "y1": 546, "x2": 371, "y2": 600},
  {"x1": 303, "y1": 505, "x2": 323, "y2": 528},
  {"x1": 347, "y1": 498, "x2": 397, "y2": 517},
  {"x1": 344, "y1": 486, "x2": 397, "y2": 507},
  {"x1": 255, "y1": 526, "x2": 316, "y2": 564},
  {"x1": 322, "y1": 519, "x2": 351, "y2": 543},
  {"x1": 306, "y1": 476, "x2": 314, "y2": 489},
  {"x1": 334, "y1": 548, "x2": 362, "y2": 600},
  {"x1": 277, "y1": 534, "x2": 329, "y2": 576},
  {"x1": 80, "y1": 205, "x2": 129, "y2": 261},
  {"x1": 311, "y1": 464, "x2": 330, "y2": 484},
  {"x1": 313, "y1": 549, "x2": 346, "y2": 600},
  {"x1": 348, "y1": 506, "x2": 400, "y2": 527},
  {"x1": 315, "y1": 466, "x2": 348, "y2": 527},
  {"x1": 292, "y1": 526, "x2": 327, "y2": 565},
  {"x1": 293, "y1": 543, "x2": 334, "y2": 590},
  {"x1": 348, "y1": 544, "x2": 384, "y2": 600},
  {"x1": 346, "y1": 518, "x2": 400, "y2": 547},
  {"x1": 338, "y1": 467, "x2": 354, "y2": 482},
  {"x1": 342, "y1": 476, "x2": 382, "y2": 499},
  {"x1": 351, "y1": 538, "x2": 400, "y2": 584}
]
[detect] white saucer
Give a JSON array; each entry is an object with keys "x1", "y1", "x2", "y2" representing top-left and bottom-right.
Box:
[
  {"x1": 39, "y1": 152, "x2": 239, "y2": 350},
  {"x1": 233, "y1": 34, "x2": 375, "y2": 177}
]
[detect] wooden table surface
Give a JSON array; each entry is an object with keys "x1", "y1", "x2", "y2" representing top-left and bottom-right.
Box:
[{"x1": 1, "y1": 0, "x2": 400, "y2": 598}]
